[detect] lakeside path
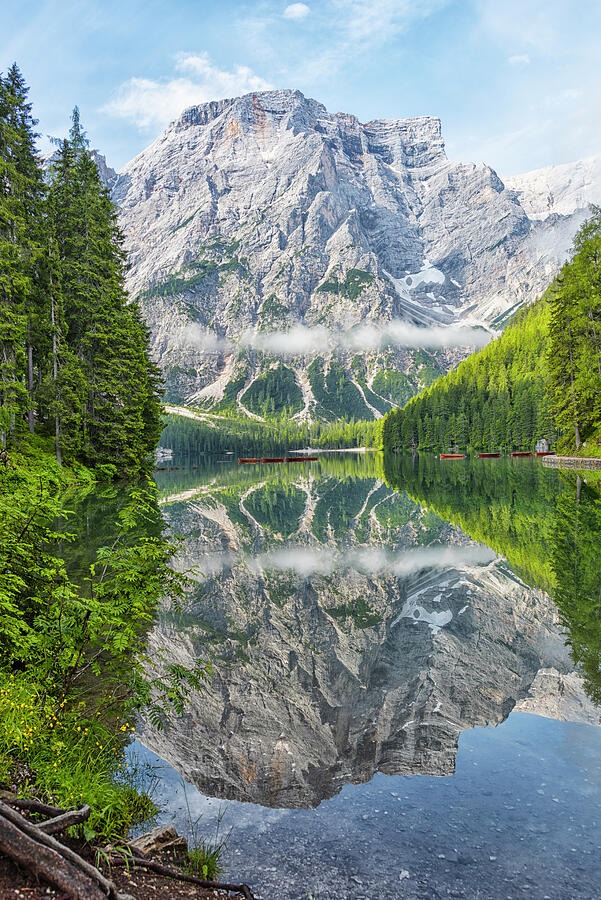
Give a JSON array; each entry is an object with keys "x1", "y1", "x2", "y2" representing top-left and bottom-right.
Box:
[{"x1": 543, "y1": 456, "x2": 601, "y2": 470}]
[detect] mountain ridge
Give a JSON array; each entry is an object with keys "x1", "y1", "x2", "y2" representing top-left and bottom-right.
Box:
[{"x1": 96, "y1": 89, "x2": 598, "y2": 421}]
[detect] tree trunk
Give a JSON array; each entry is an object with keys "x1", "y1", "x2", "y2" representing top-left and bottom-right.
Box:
[
  {"x1": 27, "y1": 331, "x2": 34, "y2": 434},
  {"x1": 567, "y1": 324, "x2": 582, "y2": 450},
  {"x1": 50, "y1": 288, "x2": 62, "y2": 466}
]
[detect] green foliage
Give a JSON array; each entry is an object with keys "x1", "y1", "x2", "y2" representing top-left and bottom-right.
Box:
[
  {"x1": 244, "y1": 482, "x2": 306, "y2": 537},
  {"x1": 241, "y1": 365, "x2": 304, "y2": 418},
  {"x1": 0, "y1": 446, "x2": 209, "y2": 837},
  {"x1": 139, "y1": 235, "x2": 245, "y2": 301},
  {"x1": 0, "y1": 672, "x2": 157, "y2": 837},
  {"x1": 383, "y1": 299, "x2": 553, "y2": 452},
  {"x1": 383, "y1": 210, "x2": 601, "y2": 457},
  {"x1": 327, "y1": 596, "x2": 381, "y2": 628},
  {"x1": 372, "y1": 369, "x2": 416, "y2": 406},
  {"x1": 547, "y1": 207, "x2": 601, "y2": 452},
  {"x1": 308, "y1": 358, "x2": 373, "y2": 420},
  {"x1": 0, "y1": 73, "x2": 162, "y2": 474},
  {"x1": 317, "y1": 268, "x2": 374, "y2": 300},
  {"x1": 550, "y1": 477, "x2": 601, "y2": 705}
]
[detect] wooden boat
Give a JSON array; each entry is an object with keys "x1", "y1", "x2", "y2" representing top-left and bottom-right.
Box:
[
  {"x1": 478, "y1": 452, "x2": 501, "y2": 458},
  {"x1": 440, "y1": 453, "x2": 464, "y2": 460},
  {"x1": 285, "y1": 455, "x2": 319, "y2": 462},
  {"x1": 238, "y1": 457, "x2": 260, "y2": 464},
  {"x1": 510, "y1": 451, "x2": 532, "y2": 458},
  {"x1": 534, "y1": 451, "x2": 556, "y2": 457},
  {"x1": 262, "y1": 457, "x2": 284, "y2": 463}
]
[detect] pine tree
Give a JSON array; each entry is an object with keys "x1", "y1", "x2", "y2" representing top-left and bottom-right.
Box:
[
  {"x1": 48, "y1": 108, "x2": 163, "y2": 472},
  {"x1": 0, "y1": 66, "x2": 35, "y2": 445}
]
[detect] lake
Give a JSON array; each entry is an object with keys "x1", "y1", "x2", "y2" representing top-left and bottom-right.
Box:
[{"x1": 122, "y1": 451, "x2": 601, "y2": 899}]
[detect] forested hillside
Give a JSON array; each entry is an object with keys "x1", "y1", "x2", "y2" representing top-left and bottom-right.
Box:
[
  {"x1": 0, "y1": 67, "x2": 182, "y2": 845},
  {"x1": 0, "y1": 66, "x2": 162, "y2": 475},
  {"x1": 383, "y1": 209, "x2": 601, "y2": 455}
]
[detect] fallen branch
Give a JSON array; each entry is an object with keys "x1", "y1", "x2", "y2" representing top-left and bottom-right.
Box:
[
  {"x1": 110, "y1": 852, "x2": 255, "y2": 899},
  {"x1": 0, "y1": 801, "x2": 128, "y2": 899},
  {"x1": 0, "y1": 811, "x2": 106, "y2": 900},
  {"x1": 38, "y1": 804, "x2": 91, "y2": 835},
  {"x1": 6, "y1": 797, "x2": 68, "y2": 817}
]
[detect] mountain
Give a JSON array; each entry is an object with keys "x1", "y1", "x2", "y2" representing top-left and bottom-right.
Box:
[
  {"x1": 105, "y1": 89, "x2": 597, "y2": 420},
  {"x1": 138, "y1": 457, "x2": 598, "y2": 809},
  {"x1": 505, "y1": 153, "x2": 601, "y2": 221}
]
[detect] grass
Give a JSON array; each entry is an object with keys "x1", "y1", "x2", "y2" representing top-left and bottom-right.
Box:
[
  {"x1": 0, "y1": 669, "x2": 157, "y2": 840},
  {"x1": 181, "y1": 784, "x2": 230, "y2": 881}
]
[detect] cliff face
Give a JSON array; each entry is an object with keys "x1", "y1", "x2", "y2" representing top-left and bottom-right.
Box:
[
  {"x1": 140, "y1": 465, "x2": 597, "y2": 809},
  {"x1": 108, "y1": 90, "x2": 591, "y2": 415}
]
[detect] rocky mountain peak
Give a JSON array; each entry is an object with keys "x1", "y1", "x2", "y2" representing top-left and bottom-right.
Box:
[{"x1": 106, "y1": 90, "x2": 599, "y2": 416}]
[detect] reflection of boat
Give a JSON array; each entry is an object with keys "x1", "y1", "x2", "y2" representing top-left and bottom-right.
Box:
[
  {"x1": 535, "y1": 451, "x2": 556, "y2": 457},
  {"x1": 286, "y1": 456, "x2": 319, "y2": 462},
  {"x1": 263, "y1": 457, "x2": 285, "y2": 463},
  {"x1": 511, "y1": 451, "x2": 532, "y2": 458},
  {"x1": 478, "y1": 452, "x2": 501, "y2": 458},
  {"x1": 238, "y1": 458, "x2": 260, "y2": 464},
  {"x1": 440, "y1": 453, "x2": 464, "y2": 460}
]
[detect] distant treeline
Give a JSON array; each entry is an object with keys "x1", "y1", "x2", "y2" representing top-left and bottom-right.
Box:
[
  {"x1": 382, "y1": 209, "x2": 601, "y2": 456},
  {"x1": 160, "y1": 411, "x2": 383, "y2": 456}
]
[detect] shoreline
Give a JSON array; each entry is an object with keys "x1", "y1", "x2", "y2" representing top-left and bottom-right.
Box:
[{"x1": 542, "y1": 455, "x2": 601, "y2": 470}]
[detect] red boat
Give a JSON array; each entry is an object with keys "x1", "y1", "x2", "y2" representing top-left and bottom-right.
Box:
[
  {"x1": 478, "y1": 452, "x2": 501, "y2": 458},
  {"x1": 510, "y1": 451, "x2": 532, "y2": 458},
  {"x1": 534, "y1": 451, "x2": 556, "y2": 457},
  {"x1": 262, "y1": 457, "x2": 284, "y2": 463},
  {"x1": 285, "y1": 456, "x2": 319, "y2": 462},
  {"x1": 440, "y1": 453, "x2": 464, "y2": 460},
  {"x1": 238, "y1": 458, "x2": 260, "y2": 464}
]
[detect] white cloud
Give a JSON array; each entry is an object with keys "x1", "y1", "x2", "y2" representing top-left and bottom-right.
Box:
[
  {"x1": 102, "y1": 52, "x2": 272, "y2": 130},
  {"x1": 507, "y1": 54, "x2": 530, "y2": 66},
  {"x1": 283, "y1": 3, "x2": 311, "y2": 20},
  {"x1": 177, "y1": 320, "x2": 490, "y2": 357},
  {"x1": 194, "y1": 543, "x2": 496, "y2": 579}
]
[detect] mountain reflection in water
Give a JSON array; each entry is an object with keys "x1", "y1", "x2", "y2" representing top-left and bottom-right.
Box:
[{"x1": 138, "y1": 453, "x2": 601, "y2": 812}]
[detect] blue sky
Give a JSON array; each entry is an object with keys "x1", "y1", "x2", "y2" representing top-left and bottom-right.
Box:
[{"x1": 3, "y1": 0, "x2": 600, "y2": 175}]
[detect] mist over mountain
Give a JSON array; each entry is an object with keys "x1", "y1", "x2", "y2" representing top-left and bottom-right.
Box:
[{"x1": 99, "y1": 90, "x2": 598, "y2": 420}]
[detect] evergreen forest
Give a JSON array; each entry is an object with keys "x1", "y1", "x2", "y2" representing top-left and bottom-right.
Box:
[
  {"x1": 382, "y1": 210, "x2": 601, "y2": 456},
  {"x1": 0, "y1": 66, "x2": 162, "y2": 476}
]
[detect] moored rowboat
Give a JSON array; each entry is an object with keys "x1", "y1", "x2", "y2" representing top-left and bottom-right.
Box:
[
  {"x1": 440, "y1": 453, "x2": 464, "y2": 460},
  {"x1": 238, "y1": 458, "x2": 260, "y2": 464},
  {"x1": 285, "y1": 456, "x2": 319, "y2": 462},
  {"x1": 478, "y1": 452, "x2": 501, "y2": 458},
  {"x1": 534, "y1": 451, "x2": 556, "y2": 457},
  {"x1": 510, "y1": 451, "x2": 532, "y2": 457},
  {"x1": 262, "y1": 457, "x2": 284, "y2": 463}
]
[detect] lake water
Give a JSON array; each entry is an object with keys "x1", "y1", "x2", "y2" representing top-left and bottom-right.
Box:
[{"x1": 124, "y1": 452, "x2": 601, "y2": 899}]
